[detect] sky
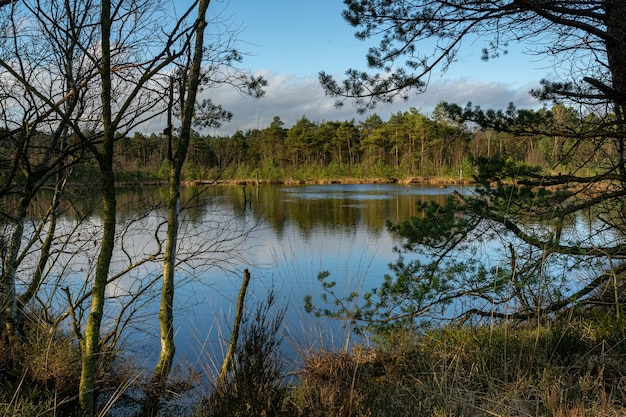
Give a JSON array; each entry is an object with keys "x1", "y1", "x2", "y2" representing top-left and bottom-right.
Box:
[{"x1": 159, "y1": 0, "x2": 557, "y2": 136}]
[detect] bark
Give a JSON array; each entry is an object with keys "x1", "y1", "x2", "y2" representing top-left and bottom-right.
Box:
[
  {"x1": 17, "y1": 176, "x2": 65, "y2": 316},
  {"x1": 604, "y1": 0, "x2": 626, "y2": 166},
  {"x1": 146, "y1": 1, "x2": 211, "y2": 414},
  {"x1": 219, "y1": 269, "x2": 251, "y2": 386},
  {"x1": 79, "y1": 0, "x2": 114, "y2": 414},
  {"x1": 79, "y1": 165, "x2": 115, "y2": 417},
  {"x1": 144, "y1": 77, "x2": 178, "y2": 416},
  {"x1": 1, "y1": 195, "x2": 28, "y2": 336}
]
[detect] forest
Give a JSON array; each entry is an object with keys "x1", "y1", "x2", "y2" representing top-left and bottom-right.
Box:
[{"x1": 116, "y1": 103, "x2": 602, "y2": 183}]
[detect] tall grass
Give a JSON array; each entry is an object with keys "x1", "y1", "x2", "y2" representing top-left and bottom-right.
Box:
[
  {"x1": 6, "y1": 293, "x2": 626, "y2": 416},
  {"x1": 195, "y1": 290, "x2": 288, "y2": 417},
  {"x1": 288, "y1": 314, "x2": 626, "y2": 416}
]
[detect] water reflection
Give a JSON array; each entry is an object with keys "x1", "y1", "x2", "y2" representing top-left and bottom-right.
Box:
[
  {"x1": 189, "y1": 183, "x2": 455, "y2": 235},
  {"x1": 6, "y1": 183, "x2": 461, "y2": 371},
  {"x1": 115, "y1": 183, "x2": 458, "y2": 368}
]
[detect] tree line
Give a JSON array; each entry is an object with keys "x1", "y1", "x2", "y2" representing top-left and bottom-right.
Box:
[{"x1": 118, "y1": 102, "x2": 609, "y2": 182}]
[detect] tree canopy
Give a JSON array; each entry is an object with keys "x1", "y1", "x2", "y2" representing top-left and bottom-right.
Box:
[
  {"x1": 310, "y1": 1, "x2": 626, "y2": 331},
  {"x1": 321, "y1": 1, "x2": 626, "y2": 117}
]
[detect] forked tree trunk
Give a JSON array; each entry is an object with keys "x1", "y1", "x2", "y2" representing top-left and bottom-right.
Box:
[{"x1": 145, "y1": 1, "x2": 211, "y2": 414}]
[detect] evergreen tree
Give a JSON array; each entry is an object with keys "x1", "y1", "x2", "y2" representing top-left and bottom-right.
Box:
[{"x1": 310, "y1": 1, "x2": 626, "y2": 330}]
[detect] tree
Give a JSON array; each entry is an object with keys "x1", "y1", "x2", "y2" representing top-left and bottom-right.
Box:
[
  {"x1": 285, "y1": 116, "x2": 318, "y2": 167},
  {"x1": 0, "y1": 1, "x2": 202, "y2": 414},
  {"x1": 312, "y1": 1, "x2": 626, "y2": 330},
  {"x1": 0, "y1": 0, "x2": 94, "y2": 337},
  {"x1": 255, "y1": 116, "x2": 287, "y2": 171},
  {"x1": 334, "y1": 120, "x2": 360, "y2": 169},
  {"x1": 320, "y1": 1, "x2": 626, "y2": 117},
  {"x1": 145, "y1": 1, "x2": 265, "y2": 413},
  {"x1": 0, "y1": 1, "x2": 267, "y2": 414}
]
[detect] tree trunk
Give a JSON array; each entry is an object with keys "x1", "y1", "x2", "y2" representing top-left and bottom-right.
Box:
[
  {"x1": 219, "y1": 269, "x2": 251, "y2": 386},
  {"x1": 605, "y1": 0, "x2": 626, "y2": 166},
  {"x1": 145, "y1": 77, "x2": 178, "y2": 416},
  {"x1": 79, "y1": 162, "x2": 116, "y2": 417},
  {"x1": 146, "y1": 1, "x2": 211, "y2": 414},
  {"x1": 1, "y1": 195, "x2": 28, "y2": 336},
  {"x1": 79, "y1": 0, "x2": 114, "y2": 414},
  {"x1": 17, "y1": 177, "x2": 64, "y2": 325}
]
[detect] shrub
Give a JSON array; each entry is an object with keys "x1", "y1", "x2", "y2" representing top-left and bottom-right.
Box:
[
  {"x1": 290, "y1": 319, "x2": 626, "y2": 416},
  {"x1": 0, "y1": 319, "x2": 82, "y2": 416},
  {"x1": 0, "y1": 313, "x2": 131, "y2": 417},
  {"x1": 196, "y1": 291, "x2": 288, "y2": 417}
]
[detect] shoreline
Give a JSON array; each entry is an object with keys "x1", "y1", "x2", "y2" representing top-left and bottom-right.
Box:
[{"x1": 117, "y1": 176, "x2": 475, "y2": 188}]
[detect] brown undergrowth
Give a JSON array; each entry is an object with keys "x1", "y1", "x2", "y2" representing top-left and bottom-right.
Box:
[
  {"x1": 0, "y1": 313, "x2": 134, "y2": 417},
  {"x1": 287, "y1": 315, "x2": 626, "y2": 417},
  {"x1": 4, "y1": 307, "x2": 626, "y2": 416}
]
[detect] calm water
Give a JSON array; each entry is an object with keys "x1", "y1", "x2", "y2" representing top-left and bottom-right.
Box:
[
  {"x1": 115, "y1": 183, "x2": 461, "y2": 372},
  {"x1": 19, "y1": 183, "x2": 462, "y2": 373}
]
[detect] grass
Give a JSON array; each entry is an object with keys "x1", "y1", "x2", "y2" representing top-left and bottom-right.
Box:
[
  {"x1": 0, "y1": 314, "x2": 139, "y2": 417},
  {"x1": 287, "y1": 315, "x2": 626, "y2": 417},
  {"x1": 5, "y1": 305, "x2": 626, "y2": 416}
]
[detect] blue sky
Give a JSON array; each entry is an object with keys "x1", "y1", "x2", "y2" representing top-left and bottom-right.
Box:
[{"x1": 161, "y1": 0, "x2": 555, "y2": 136}]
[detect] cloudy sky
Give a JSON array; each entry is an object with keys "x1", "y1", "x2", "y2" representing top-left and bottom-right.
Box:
[{"x1": 164, "y1": 0, "x2": 557, "y2": 136}]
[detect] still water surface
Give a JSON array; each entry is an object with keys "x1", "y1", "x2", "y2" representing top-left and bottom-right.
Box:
[
  {"x1": 147, "y1": 183, "x2": 460, "y2": 370},
  {"x1": 43, "y1": 183, "x2": 461, "y2": 372}
]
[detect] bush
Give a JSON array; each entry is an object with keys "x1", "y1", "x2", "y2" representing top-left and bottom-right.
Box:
[
  {"x1": 0, "y1": 320, "x2": 82, "y2": 416},
  {"x1": 0, "y1": 313, "x2": 131, "y2": 417},
  {"x1": 196, "y1": 291, "x2": 288, "y2": 417}
]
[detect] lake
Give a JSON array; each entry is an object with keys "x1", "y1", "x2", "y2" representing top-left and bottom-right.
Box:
[
  {"x1": 19, "y1": 183, "x2": 462, "y2": 375},
  {"x1": 112, "y1": 183, "x2": 461, "y2": 372}
]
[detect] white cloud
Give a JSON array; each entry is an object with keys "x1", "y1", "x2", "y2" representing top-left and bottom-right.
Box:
[{"x1": 141, "y1": 71, "x2": 544, "y2": 136}]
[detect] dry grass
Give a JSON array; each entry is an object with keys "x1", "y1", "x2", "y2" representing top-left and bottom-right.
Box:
[
  {"x1": 0, "y1": 315, "x2": 135, "y2": 417},
  {"x1": 5, "y1": 306, "x2": 626, "y2": 416},
  {"x1": 288, "y1": 318, "x2": 626, "y2": 417}
]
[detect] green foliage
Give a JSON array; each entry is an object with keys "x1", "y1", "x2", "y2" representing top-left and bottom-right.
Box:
[
  {"x1": 256, "y1": 160, "x2": 286, "y2": 181},
  {"x1": 321, "y1": 161, "x2": 347, "y2": 178},
  {"x1": 307, "y1": 257, "x2": 512, "y2": 335},
  {"x1": 367, "y1": 159, "x2": 395, "y2": 178},
  {"x1": 0, "y1": 397, "x2": 54, "y2": 417},
  {"x1": 103, "y1": 101, "x2": 623, "y2": 187},
  {"x1": 472, "y1": 154, "x2": 541, "y2": 185},
  {"x1": 389, "y1": 199, "x2": 480, "y2": 252},
  {"x1": 305, "y1": 145, "x2": 617, "y2": 331},
  {"x1": 155, "y1": 160, "x2": 171, "y2": 181},
  {"x1": 231, "y1": 163, "x2": 255, "y2": 179},
  {"x1": 292, "y1": 162, "x2": 326, "y2": 181}
]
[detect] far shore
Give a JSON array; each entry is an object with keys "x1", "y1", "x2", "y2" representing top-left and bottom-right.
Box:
[{"x1": 117, "y1": 176, "x2": 476, "y2": 188}]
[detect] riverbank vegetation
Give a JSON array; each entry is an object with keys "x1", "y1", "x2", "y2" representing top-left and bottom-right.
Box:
[{"x1": 4, "y1": 304, "x2": 626, "y2": 416}]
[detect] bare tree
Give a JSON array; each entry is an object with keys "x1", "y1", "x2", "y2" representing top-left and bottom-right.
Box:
[
  {"x1": 1, "y1": 0, "x2": 267, "y2": 414},
  {"x1": 145, "y1": 1, "x2": 266, "y2": 413},
  {"x1": 0, "y1": 1, "x2": 199, "y2": 414}
]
